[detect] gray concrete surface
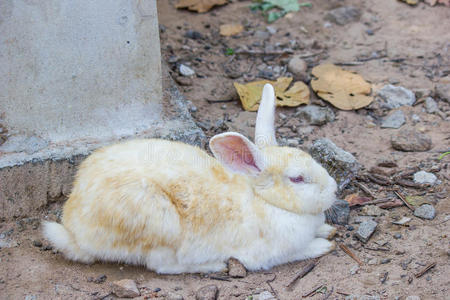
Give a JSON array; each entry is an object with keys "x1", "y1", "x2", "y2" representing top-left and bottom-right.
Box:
[
  {"x1": 0, "y1": 0, "x2": 205, "y2": 219},
  {"x1": 0, "y1": 65, "x2": 205, "y2": 220},
  {"x1": 0, "y1": 0, "x2": 162, "y2": 143}
]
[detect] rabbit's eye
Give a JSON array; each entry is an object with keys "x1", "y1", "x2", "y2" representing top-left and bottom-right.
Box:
[{"x1": 290, "y1": 175, "x2": 304, "y2": 183}]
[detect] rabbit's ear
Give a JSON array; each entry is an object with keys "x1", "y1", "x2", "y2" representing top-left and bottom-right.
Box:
[
  {"x1": 210, "y1": 132, "x2": 265, "y2": 175},
  {"x1": 255, "y1": 84, "x2": 277, "y2": 148}
]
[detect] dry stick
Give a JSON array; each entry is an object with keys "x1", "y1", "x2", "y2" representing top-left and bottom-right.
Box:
[
  {"x1": 286, "y1": 261, "x2": 316, "y2": 290},
  {"x1": 355, "y1": 182, "x2": 376, "y2": 198},
  {"x1": 336, "y1": 290, "x2": 351, "y2": 296},
  {"x1": 415, "y1": 261, "x2": 436, "y2": 278},
  {"x1": 266, "y1": 274, "x2": 279, "y2": 300},
  {"x1": 394, "y1": 191, "x2": 414, "y2": 211},
  {"x1": 302, "y1": 284, "x2": 325, "y2": 298},
  {"x1": 364, "y1": 246, "x2": 390, "y2": 252},
  {"x1": 209, "y1": 275, "x2": 231, "y2": 282},
  {"x1": 339, "y1": 243, "x2": 363, "y2": 266},
  {"x1": 357, "y1": 198, "x2": 392, "y2": 207}
]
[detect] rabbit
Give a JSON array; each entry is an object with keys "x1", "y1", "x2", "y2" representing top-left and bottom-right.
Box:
[{"x1": 42, "y1": 84, "x2": 337, "y2": 274}]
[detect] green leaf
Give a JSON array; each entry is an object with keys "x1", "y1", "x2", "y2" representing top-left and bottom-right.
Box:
[
  {"x1": 261, "y1": 2, "x2": 276, "y2": 11},
  {"x1": 267, "y1": 11, "x2": 282, "y2": 23},
  {"x1": 225, "y1": 48, "x2": 235, "y2": 56},
  {"x1": 439, "y1": 151, "x2": 450, "y2": 160},
  {"x1": 266, "y1": 0, "x2": 300, "y2": 12}
]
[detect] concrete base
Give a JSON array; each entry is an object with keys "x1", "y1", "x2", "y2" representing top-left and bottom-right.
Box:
[{"x1": 0, "y1": 66, "x2": 205, "y2": 220}]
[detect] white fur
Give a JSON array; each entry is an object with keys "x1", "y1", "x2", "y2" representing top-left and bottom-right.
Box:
[
  {"x1": 255, "y1": 84, "x2": 277, "y2": 148},
  {"x1": 43, "y1": 84, "x2": 337, "y2": 274}
]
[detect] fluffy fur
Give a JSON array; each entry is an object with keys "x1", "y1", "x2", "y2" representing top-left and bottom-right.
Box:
[{"x1": 43, "y1": 84, "x2": 337, "y2": 274}]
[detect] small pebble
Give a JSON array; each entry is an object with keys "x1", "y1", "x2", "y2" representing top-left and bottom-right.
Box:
[
  {"x1": 394, "y1": 233, "x2": 402, "y2": 239},
  {"x1": 381, "y1": 258, "x2": 391, "y2": 264},
  {"x1": 32, "y1": 240, "x2": 43, "y2": 248},
  {"x1": 366, "y1": 29, "x2": 374, "y2": 35},
  {"x1": 154, "y1": 288, "x2": 161, "y2": 292}
]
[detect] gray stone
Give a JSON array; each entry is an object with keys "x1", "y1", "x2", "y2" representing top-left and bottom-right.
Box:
[
  {"x1": 391, "y1": 129, "x2": 432, "y2": 152},
  {"x1": 425, "y1": 97, "x2": 439, "y2": 114},
  {"x1": 411, "y1": 114, "x2": 421, "y2": 123},
  {"x1": 355, "y1": 220, "x2": 378, "y2": 243},
  {"x1": 381, "y1": 110, "x2": 405, "y2": 129},
  {"x1": 286, "y1": 138, "x2": 299, "y2": 147},
  {"x1": 413, "y1": 171, "x2": 437, "y2": 185},
  {"x1": 254, "y1": 30, "x2": 270, "y2": 40},
  {"x1": 297, "y1": 105, "x2": 335, "y2": 126},
  {"x1": 112, "y1": 279, "x2": 140, "y2": 298},
  {"x1": 228, "y1": 257, "x2": 247, "y2": 278},
  {"x1": 25, "y1": 296, "x2": 37, "y2": 300},
  {"x1": 361, "y1": 205, "x2": 384, "y2": 216},
  {"x1": 257, "y1": 291, "x2": 276, "y2": 300},
  {"x1": 266, "y1": 26, "x2": 277, "y2": 34},
  {"x1": 309, "y1": 139, "x2": 360, "y2": 191},
  {"x1": 350, "y1": 265, "x2": 359, "y2": 275},
  {"x1": 435, "y1": 79, "x2": 450, "y2": 103},
  {"x1": 405, "y1": 296, "x2": 421, "y2": 300},
  {"x1": 195, "y1": 285, "x2": 218, "y2": 300},
  {"x1": 287, "y1": 56, "x2": 308, "y2": 81},
  {"x1": 166, "y1": 292, "x2": 184, "y2": 300},
  {"x1": 179, "y1": 64, "x2": 195, "y2": 77},
  {"x1": 414, "y1": 204, "x2": 436, "y2": 220},
  {"x1": 377, "y1": 85, "x2": 416, "y2": 109},
  {"x1": 325, "y1": 6, "x2": 361, "y2": 25},
  {"x1": 326, "y1": 199, "x2": 350, "y2": 225}
]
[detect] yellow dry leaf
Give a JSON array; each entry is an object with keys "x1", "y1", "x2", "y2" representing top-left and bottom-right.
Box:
[
  {"x1": 311, "y1": 64, "x2": 373, "y2": 110},
  {"x1": 176, "y1": 0, "x2": 228, "y2": 13},
  {"x1": 234, "y1": 77, "x2": 309, "y2": 111},
  {"x1": 220, "y1": 24, "x2": 244, "y2": 36}
]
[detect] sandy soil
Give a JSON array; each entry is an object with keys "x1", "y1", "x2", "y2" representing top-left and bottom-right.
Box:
[{"x1": 1, "y1": 0, "x2": 449, "y2": 299}]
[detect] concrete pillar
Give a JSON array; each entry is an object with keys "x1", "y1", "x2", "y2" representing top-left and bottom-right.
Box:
[{"x1": 0, "y1": 0, "x2": 204, "y2": 219}]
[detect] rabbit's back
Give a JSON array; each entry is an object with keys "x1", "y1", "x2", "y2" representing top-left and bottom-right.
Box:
[{"x1": 61, "y1": 139, "x2": 249, "y2": 263}]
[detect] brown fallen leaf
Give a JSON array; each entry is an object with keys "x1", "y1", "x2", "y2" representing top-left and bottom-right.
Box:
[
  {"x1": 220, "y1": 24, "x2": 244, "y2": 36},
  {"x1": 311, "y1": 64, "x2": 373, "y2": 110},
  {"x1": 399, "y1": 0, "x2": 419, "y2": 5},
  {"x1": 345, "y1": 193, "x2": 372, "y2": 207},
  {"x1": 234, "y1": 77, "x2": 309, "y2": 111},
  {"x1": 176, "y1": 0, "x2": 228, "y2": 13}
]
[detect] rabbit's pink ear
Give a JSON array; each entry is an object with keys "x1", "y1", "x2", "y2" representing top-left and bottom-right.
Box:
[{"x1": 210, "y1": 132, "x2": 265, "y2": 175}]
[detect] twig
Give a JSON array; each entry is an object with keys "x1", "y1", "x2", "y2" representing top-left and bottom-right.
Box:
[
  {"x1": 355, "y1": 182, "x2": 376, "y2": 198},
  {"x1": 234, "y1": 48, "x2": 294, "y2": 55},
  {"x1": 286, "y1": 261, "x2": 316, "y2": 290},
  {"x1": 395, "y1": 178, "x2": 427, "y2": 189},
  {"x1": 358, "y1": 198, "x2": 392, "y2": 206},
  {"x1": 335, "y1": 61, "x2": 365, "y2": 66},
  {"x1": 336, "y1": 290, "x2": 351, "y2": 296},
  {"x1": 415, "y1": 261, "x2": 436, "y2": 278},
  {"x1": 209, "y1": 275, "x2": 231, "y2": 282},
  {"x1": 338, "y1": 243, "x2": 363, "y2": 266},
  {"x1": 367, "y1": 174, "x2": 391, "y2": 186},
  {"x1": 378, "y1": 199, "x2": 404, "y2": 209},
  {"x1": 302, "y1": 284, "x2": 325, "y2": 298},
  {"x1": 364, "y1": 246, "x2": 390, "y2": 252},
  {"x1": 266, "y1": 274, "x2": 279, "y2": 300},
  {"x1": 394, "y1": 191, "x2": 414, "y2": 211}
]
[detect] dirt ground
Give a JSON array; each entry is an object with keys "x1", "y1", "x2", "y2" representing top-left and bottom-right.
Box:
[{"x1": 1, "y1": 0, "x2": 449, "y2": 299}]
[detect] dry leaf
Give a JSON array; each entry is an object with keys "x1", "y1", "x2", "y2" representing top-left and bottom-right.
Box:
[
  {"x1": 234, "y1": 77, "x2": 309, "y2": 111},
  {"x1": 345, "y1": 193, "x2": 372, "y2": 207},
  {"x1": 311, "y1": 64, "x2": 373, "y2": 110},
  {"x1": 220, "y1": 24, "x2": 244, "y2": 36},
  {"x1": 405, "y1": 195, "x2": 430, "y2": 207},
  {"x1": 176, "y1": 0, "x2": 228, "y2": 13},
  {"x1": 399, "y1": 0, "x2": 419, "y2": 5}
]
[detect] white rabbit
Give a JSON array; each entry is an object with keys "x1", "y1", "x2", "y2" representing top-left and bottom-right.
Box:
[{"x1": 43, "y1": 84, "x2": 337, "y2": 274}]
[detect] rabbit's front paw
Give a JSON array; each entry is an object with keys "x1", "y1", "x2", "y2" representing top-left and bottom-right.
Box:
[
  {"x1": 316, "y1": 224, "x2": 337, "y2": 240},
  {"x1": 304, "y1": 238, "x2": 335, "y2": 258}
]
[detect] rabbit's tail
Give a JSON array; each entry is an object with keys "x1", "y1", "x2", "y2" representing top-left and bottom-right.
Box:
[{"x1": 42, "y1": 221, "x2": 94, "y2": 263}]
